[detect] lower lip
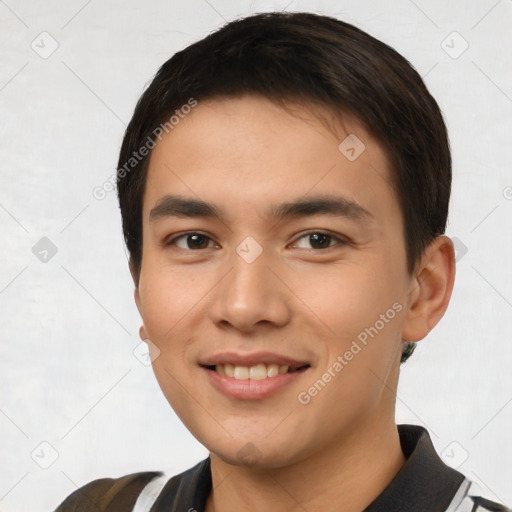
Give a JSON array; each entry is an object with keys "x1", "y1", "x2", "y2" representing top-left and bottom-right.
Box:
[{"x1": 203, "y1": 366, "x2": 309, "y2": 400}]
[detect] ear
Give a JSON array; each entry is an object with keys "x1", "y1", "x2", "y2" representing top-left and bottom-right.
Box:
[
  {"x1": 401, "y1": 235, "x2": 456, "y2": 342},
  {"x1": 129, "y1": 259, "x2": 148, "y2": 340},
  {"x1": 129, "y1": 259, "x2": 140, "y2": 302},
  {"x1": 128, "y1": 258, "x2": 140, "y2": 287}
]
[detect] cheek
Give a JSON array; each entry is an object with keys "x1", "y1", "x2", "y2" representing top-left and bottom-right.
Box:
[
  {"x1": 300, "y1": 287, "x2": 404, "y2": 425},
  {"x1": 150, "y1": 360, "x2": 207, "y2": 443},
  {"x1": 302, "y1": 262, "x2": 403, "y2": 343},
  {"x1": 297, "y1": 260, "x2": 406, "y2": 407},
  {"x1": 137, "y1": 263, "x2": 214, "y2": 399},
  {"x1": 138, "y1": 264, "x2": 204, "y2": 339},
  {"x1": 140, "y1": 271, "x2": 199, "y2": 416}
]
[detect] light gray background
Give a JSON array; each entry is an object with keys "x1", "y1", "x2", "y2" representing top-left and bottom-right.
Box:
[{"x1": 1, "y1": 1, "x2": 511, "y2": 510}]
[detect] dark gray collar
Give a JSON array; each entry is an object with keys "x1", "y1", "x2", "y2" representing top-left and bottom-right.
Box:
[{"x1": 364, "y1": 424, "x2": 465, "y2": 511}]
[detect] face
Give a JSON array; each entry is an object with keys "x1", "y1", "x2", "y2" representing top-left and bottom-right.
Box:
[{"x1": 134, "y1": 95, "x2": 416, "y2": 468}]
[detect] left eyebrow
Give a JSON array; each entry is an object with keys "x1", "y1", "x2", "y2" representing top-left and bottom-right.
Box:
[
  {"x1": 269, "y1": 195, "x2": 374, "y2": 223},
  {"x1": 149, "y1": 194, "x2": 374, "y2": 224}
]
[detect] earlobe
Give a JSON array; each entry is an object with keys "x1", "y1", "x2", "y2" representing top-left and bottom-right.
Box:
[
  {"x1": 139, "y1": 324, "x2": 149, "y2": 341},
  {"x1": 401, "y1": 235, "x2": 456, "y2": 342}
]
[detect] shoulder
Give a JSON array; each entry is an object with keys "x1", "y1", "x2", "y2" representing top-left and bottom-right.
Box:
[
  {"x1": 54, "y1": 471, "x2": 164, "y2": 512},
  {"x1": 53, "y1": 459, "x2": 211, "y2": 512},
  {"x1": 448, "y1": 478, "x2": 512, "y2": 512}
]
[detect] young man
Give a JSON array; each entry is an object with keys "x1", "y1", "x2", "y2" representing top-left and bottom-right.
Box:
[{"x1": 55, "y1": 11, "x2": 510, "y2": 512}]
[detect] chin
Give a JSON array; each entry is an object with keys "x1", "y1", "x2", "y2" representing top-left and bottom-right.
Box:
[
  {"x1": 212, "y1": 446, "x2": 295, "y2": 470},
  {"x1": 199, "y1": 429, "x2": 309, "y2": 470}
]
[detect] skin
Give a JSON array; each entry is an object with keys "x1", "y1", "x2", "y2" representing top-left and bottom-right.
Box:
[{"x1": 131, "y1": 95, "x2": 455, "y2": 512}]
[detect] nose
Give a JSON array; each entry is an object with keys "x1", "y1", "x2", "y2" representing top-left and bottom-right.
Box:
[{"x1": 207, "y1": 243, "x2": 292, "y2": 334}]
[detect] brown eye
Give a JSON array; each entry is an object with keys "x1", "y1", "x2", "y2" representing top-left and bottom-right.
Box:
[
  {"x1": 293, "y1": 231, "x2": 346, "y2": 250},
  {"x1": 308, "y1": 233, "x2": 332, "y2": 249},
  {"x1": 166, "y1": 233, "x2": 215, "y2": 250}
]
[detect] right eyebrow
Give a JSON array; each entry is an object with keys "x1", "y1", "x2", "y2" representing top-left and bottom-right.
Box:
[{"x1": 149, "y1": 195, "x2": 224, "y2": 222}]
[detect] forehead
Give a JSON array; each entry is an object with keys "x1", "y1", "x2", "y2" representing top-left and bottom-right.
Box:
[{"x1": 143, "y1": 95, "x2": 397, "y2": 225}]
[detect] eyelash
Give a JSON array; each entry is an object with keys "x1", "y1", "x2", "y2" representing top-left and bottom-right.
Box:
[{"x1": 163, "y1": 231, "x2": 350, "y2": 251}]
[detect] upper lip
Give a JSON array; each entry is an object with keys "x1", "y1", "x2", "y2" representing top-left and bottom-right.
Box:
[{"x1": 200, "y1": 351, "x2": 310, "y2": 368}]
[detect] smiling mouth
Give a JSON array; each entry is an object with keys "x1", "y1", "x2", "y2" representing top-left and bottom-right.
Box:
[{"x1": 202, "y1": 363, "x2": 310, "y2": 380}]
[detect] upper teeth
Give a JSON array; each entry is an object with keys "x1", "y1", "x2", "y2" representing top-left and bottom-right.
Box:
[{"x1": 215, "y1": 363, "x2": 291, "y2": 380}]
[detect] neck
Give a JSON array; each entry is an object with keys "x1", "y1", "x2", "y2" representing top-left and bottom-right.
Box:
[{"x1": 205, "y1": 416, "x2": 406, "y2": 512}]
